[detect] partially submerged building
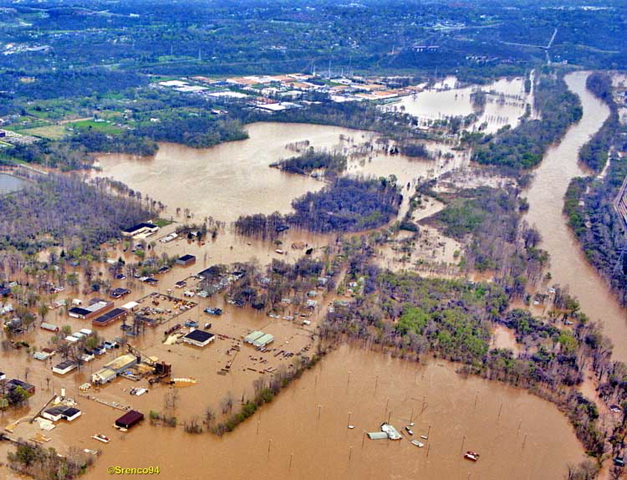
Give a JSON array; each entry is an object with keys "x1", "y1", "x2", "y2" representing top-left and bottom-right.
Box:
[
  {"x1": 68, "y1": 299, "x2": 113, "y2": 320},
  {"x1": 176, "y1": 254, "x2": 196, "y2": 267},
  {"x1": 122, "y1": 222, "x2": 159, "y2": 239},
  {"x1": 52, "y1": 360, "x2": 77, "y2": 376},
  {"x1": 6, "y1": 379, "x2": 35, "y2": 396},
  {"x1": 91, "y1": 353, "x2": 138, "y2": 385},
  {"x1": 42, "y1": 406, "x2": 81, "y2": 422},
  {"x1": 109, "y1": 288, "x2": 131, "y2": 299},
  {"x1": 115, "y1": 410, "x2": 144, "y2": 430},
  {"x1": 244, "y1": 330, "x2": 274, "y2": 348},
  {"x1": 182, "y1": 329, "x2": 215, "y2": 347},
  {"x1": 92, "y1": 307, "x2": 128, "y2": 327}
]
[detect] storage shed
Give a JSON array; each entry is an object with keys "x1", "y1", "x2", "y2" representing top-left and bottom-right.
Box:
[{"x1": 115, "y1": 410, "x2": 144, "y2": 430}]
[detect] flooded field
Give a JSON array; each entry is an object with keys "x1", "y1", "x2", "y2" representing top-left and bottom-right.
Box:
[
  {"x1": 0, "y1": 346, "x2": 584, "y2": 480},
  {"x1": 95, "y1": 122, "x2": 469, "y2": 224},
  {"x1": 2, "y1": 73, "x2": 618, "y2": 479},
  {"x1": 525, "y1": 71, "x2": 627, "y2": 363},
  {"x1": 394, "y1": 77, "x2": 530, "y2": 134}
]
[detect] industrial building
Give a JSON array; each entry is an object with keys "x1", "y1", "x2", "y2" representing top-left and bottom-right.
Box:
[
  {"x1": 92, "y1": 307, "x2": 128, "y2": 327},
  {"x1": 90, "y1": 353, "x2": 138, "y2": 384},
  {"x1": 68, "y1": 299, "x2": 113, "y2": 320},
  {"x1": 182, "y1": 329, "x2": 215, "y2": 347}
]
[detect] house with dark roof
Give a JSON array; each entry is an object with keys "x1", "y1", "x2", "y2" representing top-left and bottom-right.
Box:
[
  {"x1": 109, "y1": 288, "x2": 131, "y2": 299},
  {"x1": 52, "y1": 360, "x2": 77, "y2": 375},
  {"x1": 6, "y1": 378, "x2": 35, "y2": 396},
  {"x1": 176, "y1": 254, "x2": 196, "y2": 267},
  {"x1": 42, "y1": 405, "x2": 82, "y2": 422}
]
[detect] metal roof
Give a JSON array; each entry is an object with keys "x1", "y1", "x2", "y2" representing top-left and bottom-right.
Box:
[
  {"x1": 252, "y1": 333, "x2": 274, "y2": 348},
  {"x1": 244, "y1": 331, "x2": 265, "y2": 343}
]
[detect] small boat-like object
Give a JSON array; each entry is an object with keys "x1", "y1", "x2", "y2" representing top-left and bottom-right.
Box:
[
  {"x1": 411, "y1": 440, "x2": 425, "y2": 448},
  {"x1": 464, "y1": 451, "x2": 480, "y2": 462},
  {"x1": 405, "y1": 426, "x2": 414, "y2": 435},
  {"x1": 421, "y1": 435, "x2": 428, "y2": 440},
  {"x1": 92, "y1": 434, "x2": 110, "y2": 444}
]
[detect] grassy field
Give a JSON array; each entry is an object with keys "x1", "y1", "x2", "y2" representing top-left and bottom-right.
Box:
[
  {"x1": 70, "y1": 120, "x2": 124, "y2": 135},
  {"x1": 20, "y1": 124, "x2": 67, "y2": 140}
]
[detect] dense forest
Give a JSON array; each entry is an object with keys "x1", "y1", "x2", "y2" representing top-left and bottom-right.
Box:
[
  {"x1": 564, "y1": 151, "x2": 627, "y2": 307},
  {"x1": 270, "y1": 149, "x2": 347, "y2": 177},
  {"x1": 579, "y1": 72, "x2": 620, "y2": 173},
  {"x1": 425, "y1": 185, "x2": 547, "y2": 297},
  {"x1": 472, "y1": 74, "x2": 582, "y2": 169},
  {"x1": 234, "y1": 176, "x2": 402, "y2": 237},
  {"x1": 73, "y1": 116, "x2": 248, "y2": 155},
  {"x1": 562, "y1": 72, "x2": 627, "y2": 307},
  {"x1": 0, "y1": 173, "x2": 154, "y2": 253}
]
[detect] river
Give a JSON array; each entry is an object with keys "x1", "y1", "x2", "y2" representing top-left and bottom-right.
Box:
[{"x1": 525, "y1": 71, "x2": 627, "y2": 362}]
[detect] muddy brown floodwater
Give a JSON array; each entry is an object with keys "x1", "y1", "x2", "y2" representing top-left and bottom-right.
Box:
[
  {"x1": 525, "y1": 71, "x2": 627, "y2": 362},
  {"x1": 3, "y1": 83, "x2": 609, "y2": 478},
  {"x1": 94, "y1": 122, "x2": 468, "y2": 223},
  {"x1": 68, "y1": 346, "x2": 583, "y2": 480}
]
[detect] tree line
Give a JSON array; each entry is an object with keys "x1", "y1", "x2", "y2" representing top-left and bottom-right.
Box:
[{"x1": 234, "y1": 176, "x2": 402, "y2": 237}]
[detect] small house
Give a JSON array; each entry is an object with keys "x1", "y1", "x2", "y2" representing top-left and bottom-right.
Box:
[
  {"x1": 42, "y1": 406, "x2": 82, "y2": 423},
  {"x1": 115, "y1": 410, "x2": 144, "y2": 430},
  {"x1": 52, "y1": 360, "x2": 77, "y2": 375},
  {"x1": 176, "y1": 255, "x2": 196, "y2": 267},
  {"x1": 7, "y1": 379, "x2": 35, "y2": 396},
  {"x1": 182, "y1": 329, "x2": 215, "y2": 348},
  {"x1": 109, "y1": 288, "x2": 131, "y2": 299}
]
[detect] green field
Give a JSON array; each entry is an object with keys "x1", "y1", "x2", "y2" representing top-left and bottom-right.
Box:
[
  {"x1": 70, "y1": 120, "x2": 124, "y2": 135},
  {"x1": 20, "y1": 124, "x2": 67, "y2": 140}
]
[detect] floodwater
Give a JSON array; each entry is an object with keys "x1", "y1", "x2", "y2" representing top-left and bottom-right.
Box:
[
  {"x1": 394, "y1": 77, "x2": 530, "y2": 134},
  {"x1": 0, "y1": 80, "x2": 608, "y2": 478},
  {"x1": 0, "y1": 173, "x2": 28, "y2": 194},
  {"x1": 50, "y1": 346, "x2": 583, "y2": 480},
  {"x1": 525, "y1": 71, "x2": 627, "y2": 362},
  {"x1": 95, "y1": 123, "x2": 459, "y2": 223}
]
